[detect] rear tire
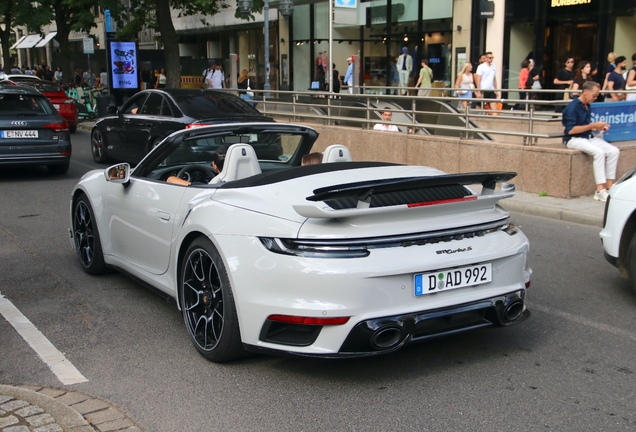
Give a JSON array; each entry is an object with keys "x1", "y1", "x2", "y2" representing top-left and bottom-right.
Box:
[
  {"x1": 48, "y1": 160, "x2": 69, "y2": 175},
  {"x1": 91, "y1": 128, "x2": 110, "y2": 164},
  {"x1": 179, "y1": 236, "x2": 245, "y2": 362},
  {"x1": 73, "y1": 194, "x2": 108, "y2": 275},
  {"x1": 626, "y1": 234, "x2": 636, "y2": 295}
]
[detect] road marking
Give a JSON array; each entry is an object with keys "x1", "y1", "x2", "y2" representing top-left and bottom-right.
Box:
[
  {"x1": 0, "y1": 293, "x2": 88, "y2": 385},
  {"x1": 529, "y1": 302, "x2": 636, "y2": 342}
]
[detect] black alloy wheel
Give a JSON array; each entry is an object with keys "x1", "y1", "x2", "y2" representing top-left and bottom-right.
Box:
[
  {"x1": 91, "y1": 128, "x2": 109, "y2": 164},
  {"x1": 73, "y1": 195, "x2": 108, "y2": 275},
  {"x1": 180, "y1": 237, "x2": 244, "y2": 362}
]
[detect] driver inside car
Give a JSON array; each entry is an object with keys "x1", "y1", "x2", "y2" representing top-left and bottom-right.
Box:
[{"x1": 166, "y1": 145, "x2": 228, "y2": 185}]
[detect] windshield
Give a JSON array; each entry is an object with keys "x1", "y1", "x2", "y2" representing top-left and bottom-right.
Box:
[
  {"x1": 146, "y1": 130, "x2": 306, "y2": 179},
  {"x1": 0, "y1": 94, "x2": 55, "y2": 116},
  {"x1": 171, "y1": 92, "x2": 261, "y2": 118},
  {"x1": 19, "y1": 81, "x2": 63, "y2": 93}
]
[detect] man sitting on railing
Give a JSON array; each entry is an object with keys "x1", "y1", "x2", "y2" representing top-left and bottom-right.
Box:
[{"x1": 562, "y1": 81, "x2": 620, "y2": 202}]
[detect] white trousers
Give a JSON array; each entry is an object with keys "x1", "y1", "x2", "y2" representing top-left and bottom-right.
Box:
[
  {"x1": 399, "y1": 70, "x2": 410, "y2": 95},
  {"x1": 566, "y1": 136, "x2": 620, "y2": 185},
  {"x1": 347, "y1": 80, "x2": 353, "y2": 94}
]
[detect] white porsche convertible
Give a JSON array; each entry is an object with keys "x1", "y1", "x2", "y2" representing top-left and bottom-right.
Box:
[{"x1": 69, "y1": 123, "x2": 532, "y2": 362}]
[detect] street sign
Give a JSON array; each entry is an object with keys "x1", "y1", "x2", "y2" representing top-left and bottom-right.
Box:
[{"x1": 83, "y1": 38, "x2": 94, "y2": 54}]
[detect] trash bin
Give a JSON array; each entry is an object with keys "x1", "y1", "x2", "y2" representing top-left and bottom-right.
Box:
[{"x1": 96, "y1": 95, "x2": 112, "y2": 118}]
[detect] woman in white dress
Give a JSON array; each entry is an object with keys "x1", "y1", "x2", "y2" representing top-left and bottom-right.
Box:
[{"x1": 454, "y1": 62, "x2": 475, "y2": 109}]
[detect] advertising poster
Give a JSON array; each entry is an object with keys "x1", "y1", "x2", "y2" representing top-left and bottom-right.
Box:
[
  {"x1": 110, "y1": 42, "x2": 138, "y2": 90},
  {"x1": 591, "y1": 101, "x2": 636, "y2": 142}
]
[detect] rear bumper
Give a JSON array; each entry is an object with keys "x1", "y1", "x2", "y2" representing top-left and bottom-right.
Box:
[
  {"x1": 246, "y1": 290, "x2": 530, "y2": 359},
  {"x1": 0, "y1": 140, "x2": 71, "y2": 167},
  {"x1": 0, "y1": 153, "x2": 70, "y2": 166}
]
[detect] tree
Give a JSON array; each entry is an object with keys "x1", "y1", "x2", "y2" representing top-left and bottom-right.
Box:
[
  {"x1": 36, "y1": 0, "x2": 123, "y2": 84},
  {"x1": 0, "y1": 0, "x2": 49, "y2": 71},
  {"x1": 114, "y1": 0, "x2": 252, "y2": 88}
]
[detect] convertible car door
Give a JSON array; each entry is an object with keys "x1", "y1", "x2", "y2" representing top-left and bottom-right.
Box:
[{"x1": 106, "y1": 176, "x2": 187, "y2": 275}]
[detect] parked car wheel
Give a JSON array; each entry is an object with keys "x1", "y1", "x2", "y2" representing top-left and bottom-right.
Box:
[
  {"x1": 626, "y1": 234, "x2": 636, "y2": 295},
  {"x1": 180, "y1": 236, "x2": 244, "y2": 362},
  {"x1": 91, "y1": 129, "x2": 109, "y2": 164},
  {"x1": 73, "y1": 194, "x2": 108, "y2": 275}
]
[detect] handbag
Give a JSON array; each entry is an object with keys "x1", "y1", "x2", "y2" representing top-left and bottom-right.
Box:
[
  {"x1": 532, "y1": 80, "x2": 542, "y2": 90},
  {"x1": 563, "y1": 85, "x2": 573, "y2": 100},
  {"x1": 246, "y1": 80, "x2": 255, "y2": 97},
  {"x1": 311, "y1": 81, "x2": 320, "y2": 90}
]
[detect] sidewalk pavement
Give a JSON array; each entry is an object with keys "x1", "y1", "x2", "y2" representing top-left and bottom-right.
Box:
[
  {"x1": 0, "y1": 385, "x2": 143, "y2": 432},
  {"x1": 76, "y1": 121, "x2": 606, "y2": 227}
]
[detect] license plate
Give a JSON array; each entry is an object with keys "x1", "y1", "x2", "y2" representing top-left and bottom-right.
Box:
[
  {"x1": 414, "y1": 263, "x2": 492, "y2": 296},
  {"x1": 53, "y1": 104, "x2": 60, "y2": 110},
  {"x1": 0, "y1": 130, "x2": 39, "y2": 138}
]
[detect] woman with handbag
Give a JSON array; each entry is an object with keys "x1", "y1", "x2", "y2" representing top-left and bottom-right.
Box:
[
  {"x1": 454, "y1": 62, "x2": 474, "y2": 109},
  {"x1": 237, "y1": 69, "x2": 256, "y2": 105},
  {"x1": 513, "y1": 59, "x2": 532, "y2": 110}
]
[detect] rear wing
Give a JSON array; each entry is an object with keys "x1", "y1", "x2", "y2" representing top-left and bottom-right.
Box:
[{"x1": 293, "y1": 172, "x2": 517, "y2": 219}]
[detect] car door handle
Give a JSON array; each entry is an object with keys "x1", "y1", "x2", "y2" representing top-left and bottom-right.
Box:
[{"x1": 156, "y1": 211, "x2": 171, "y2": 221}]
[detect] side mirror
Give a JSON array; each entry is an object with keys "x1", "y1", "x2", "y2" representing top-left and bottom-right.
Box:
[{"x1": 104, "y1": 163, "x2": 131, "y2": 183}]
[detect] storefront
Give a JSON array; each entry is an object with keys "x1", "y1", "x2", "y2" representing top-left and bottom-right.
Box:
[
  {"x1": 502, "y1": 0, "x2": 636, "y2": 93},
  {"x1": 290, "y1": 0, "x2": 453, "y2": 92}
]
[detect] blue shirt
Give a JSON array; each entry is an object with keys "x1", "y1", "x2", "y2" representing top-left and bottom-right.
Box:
[
  {"x1": 344, "y1": 63, "x2": 354, "y2": 83},
  {"x1": 562, "y1": 97, "x2": 591, "y2": 142}
]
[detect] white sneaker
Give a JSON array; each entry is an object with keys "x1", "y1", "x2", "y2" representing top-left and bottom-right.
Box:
[{"x1": 593, "y1": 189, "x2": 609, "y2": 202}]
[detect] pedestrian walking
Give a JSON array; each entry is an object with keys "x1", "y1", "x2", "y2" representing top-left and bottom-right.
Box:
[
  {"x1": 606, "y1": 56, "x2": 626, "y2": 101},
  {"x1": 345, "y1": 57, "x2": 354, "y2": 94},
  {"x1": 155, "y1": 68, "x2": 167, "y2": 89},
  {"x1": 553, "y1": 57, "x2": 575, "y2": 113},
  {"x1": 415, "y1": 59, "x2": 433, "y2": 97},
  {"x1": 454, "y1": 62, "x2": 474, "y2": 109},
  {"x1": 332, "y1": 64, "x2": 341, "y2": 94},
  {"x1": 571, "y1": 61, "x2": 593, "y2": 97},
  {"x1": 626, "y1": 53, "x2": 636, "y2": 101},
  {"x1": 237, "y1": 69, "x2": 254, "y2": 104},
  {"x1": 81, "y1": 69, "x2": 96, "y2": 87},
  {"x1": 475, "y1": 51, "x2": 500, "y2": 110},
  {"x1": 601, "y1": 52, "x2": 617, "y2": 98},
  {"x1": 512, "y1": 59, "x2": 532, "y2": 110},
  {"x1": 100, "y1": 68, "x2": 108, "y2": 90},
  {"x1": 54, "y1": 67, "x2": 63, "y2": 84},
  {"x1": 43, "y1": 65, "x2": 54, "y2": 81},
  {"x1": 396, "y1": 48, "x2": 413, "y2": 95},
  {"x1": 207, "y1": 63, "x2": 225, "y2": 89}
]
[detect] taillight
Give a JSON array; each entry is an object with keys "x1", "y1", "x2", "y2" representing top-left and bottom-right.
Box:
[
  {"x1": 185, "y1": 123, "x2": 211, "y2": 129},
  {"x1": 44, "y1": 122, "x2": 69, "y2": 132},
  {"x1": 266, "y1": 315, "x2": 350, "y2": 325}
]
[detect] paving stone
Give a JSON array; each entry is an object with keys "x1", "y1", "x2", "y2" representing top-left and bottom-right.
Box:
[
  {"x1": 0, "y1": 399, "x2": 29, "y2": 411},
  {"x1": 0, "y1": 415, "x2": 19, "y2": 428},
  {"x1": 125, "y1": 428, "x2": 143, "y2": 432},
  {"x1": 26, "y1": 413, "x2": 56, "y2": 427},
  {"x1": 55, "y1": 391, "x2": 90, "y2": 406},
  {"x1": 15, "y1": 404, "x2": 45, "y2": 416},
  {"x1": 0, "y1": 408, "x2": 6, "y2": 415},
  {"x1": 37, "y1": 388, "x2": 66, "y2": 398},
  {"x1": 33, "y1": 424, "x2": 64, "y2": 432},
  {"x1": 94, "y1": 418, "x2": 135, "y2": 432},
  {"x1": 0, "y1": 395, "x2": 14, "y2": 404},
  {"x1": 17, "y1": 385, "x2": 43, "y2": 392},
  {"x1": 4, "y1": 426, "x2": 30, "y2": 432},
  {"x1": 86, "y1": 407, "x2": 125, "y2": 424},
  {"x1": 71, "y1": 399, "x2": 111, "y2": 415}
]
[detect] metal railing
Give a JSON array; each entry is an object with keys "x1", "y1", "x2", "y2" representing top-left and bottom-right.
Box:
[{"x1": 241, "y1": 86, "x2": 635, "y2": 146}]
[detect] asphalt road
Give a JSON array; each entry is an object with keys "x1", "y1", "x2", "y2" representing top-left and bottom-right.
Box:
[{"x1": 1, "y1": 129, "x2": 635, "y2": 431}]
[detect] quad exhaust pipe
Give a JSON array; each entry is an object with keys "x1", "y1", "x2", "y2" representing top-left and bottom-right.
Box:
[{"x1": 370, "y1": 326, "x2": 403, "y2": 350}]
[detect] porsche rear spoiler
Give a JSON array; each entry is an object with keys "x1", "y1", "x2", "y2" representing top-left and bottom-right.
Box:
[{"x1": 293, "y1": 172, "x2": 517, "y2": 219}]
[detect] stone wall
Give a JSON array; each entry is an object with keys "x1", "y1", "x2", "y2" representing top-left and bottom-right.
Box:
[{"x1": 299, "y1": 122, "x2": 636, "y2": 198}]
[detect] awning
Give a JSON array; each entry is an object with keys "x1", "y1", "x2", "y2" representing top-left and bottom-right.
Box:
[
  {"x1": 15, "y1": 34, "x2": 43, "y2": 49},
  {"x1": 10, "y1": 36, "x2": 26, "y2": 50},
  {"x1": 35, "y1": 32, "x2": 57, "y2": 48}
]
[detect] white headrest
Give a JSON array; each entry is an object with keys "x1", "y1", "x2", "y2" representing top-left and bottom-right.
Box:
[
  {"x1": 209, "y1": 144, "x2": 261, "y2": 184},
  {"x1": 322, "y1": 145, "x2": 353, "y2": 163}
]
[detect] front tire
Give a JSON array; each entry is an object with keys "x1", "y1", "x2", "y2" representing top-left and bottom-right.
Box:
[
  {"x1": 73, "y1": 194, "x2": 108, "y2": 275},
  {"x1": 627, "y1": 234, "x2": 636, "y2": 295},
  {"x1": 91, "y1": 128, "x2": 110, "y2": 164},
  {"x1": 180, "y1": 237, "x2": 244, "y2": 362}
]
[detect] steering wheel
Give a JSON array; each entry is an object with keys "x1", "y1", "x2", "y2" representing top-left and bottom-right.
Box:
[{"x1": 177, "y1": 164, "x2": 217, "y2": 183}]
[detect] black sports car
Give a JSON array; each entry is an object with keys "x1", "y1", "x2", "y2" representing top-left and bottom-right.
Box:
[{"x1": 90, "y1": 88, "x2": 273, "y2": 164}]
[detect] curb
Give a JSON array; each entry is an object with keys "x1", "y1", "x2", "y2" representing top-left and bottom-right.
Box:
[
  {"x1": 502, "y1": 200, "x2": 603, "y2": 227},
  {"x1": 0, "y1": 385, "x2": 144, "y2": 432}
]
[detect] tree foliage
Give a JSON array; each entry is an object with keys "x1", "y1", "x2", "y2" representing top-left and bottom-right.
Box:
[{"x1": 0, "y1": 0, "x2": 49, "y2": 70}]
